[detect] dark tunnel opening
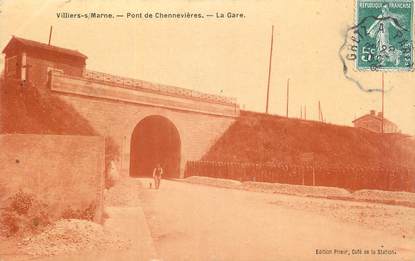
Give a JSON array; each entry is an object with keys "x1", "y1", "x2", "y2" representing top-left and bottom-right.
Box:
[{"x1": 129, "y1": 115, "x2": 181, "y2": 178}]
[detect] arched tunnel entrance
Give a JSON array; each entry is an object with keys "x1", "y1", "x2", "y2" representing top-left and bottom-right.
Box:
[{"x1": 129, "y1": 115, "x2": 181, "y2": 178}]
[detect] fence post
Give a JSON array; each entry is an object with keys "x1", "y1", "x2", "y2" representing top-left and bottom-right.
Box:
[
  {"x1": 387, "y1": 168, "x2": 390, "y2": 191},
  {"x1": 302, "y1": 166, "x2": 305, "y2": 185}
]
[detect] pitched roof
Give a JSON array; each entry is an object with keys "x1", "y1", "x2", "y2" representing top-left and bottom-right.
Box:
[
  {"x1": 352, "y1": 113, "x2": 396, "y2": 126},
  {"x1": 2, "y1": 36, "x2": 87, "y2": 59}
]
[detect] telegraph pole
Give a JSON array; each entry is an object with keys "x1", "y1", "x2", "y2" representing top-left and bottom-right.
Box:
[
  {"x1": 304, "y1": 105, "x2": 307, "y2": 120},
  {"x1": 318, "y1": 101, "x2": 324, "y2": 122},
  {"x1": 286, "y1": 78, "x2": 290, "y2": 117},
  {"x1": 318, "y1": 101, "x2": 321, "y2": 121},
  {"x1": 382, "y1": 72, "x2": 385, "y2": 133},
  {"x1": 48, "y1": 26, "x2": 53, "y2": 45},
  {"x1": 265, "y1": 25, "x2": 274, "y2": 114}
]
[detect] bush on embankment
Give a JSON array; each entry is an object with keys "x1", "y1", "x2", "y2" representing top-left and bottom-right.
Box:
[{"x1": 0, "y1": 190, "x2": 98, "y2": 237}]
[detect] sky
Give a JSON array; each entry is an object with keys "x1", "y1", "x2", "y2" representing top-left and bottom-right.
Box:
[{"x1": 0, "y1": 0, "x2": 414, "y2": 134}]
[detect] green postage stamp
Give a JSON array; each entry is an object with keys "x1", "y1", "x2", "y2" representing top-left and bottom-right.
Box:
[{"x1": 356, "y1": 0, "x2": 414, "y2": 71}]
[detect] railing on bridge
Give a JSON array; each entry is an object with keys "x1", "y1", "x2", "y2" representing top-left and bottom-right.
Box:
[
  {"x1": 83, "y1": 70, "x2": 237, "y2": 106},
  {"x1": 184, "y1": 160, "x2": 415, "y2": 192}
]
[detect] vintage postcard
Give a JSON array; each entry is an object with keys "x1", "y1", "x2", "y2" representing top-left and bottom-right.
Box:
[{"x1": 0, "y1": 0, "x2": 414, "y2": 260}]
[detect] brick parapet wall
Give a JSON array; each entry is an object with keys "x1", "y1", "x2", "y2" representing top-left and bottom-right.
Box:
[
  {"x1": 83, "y1": 70, "x2": 237, "y2": 106},
  {"x1": 50, "y1": 71, "x2": 240, "y2": 118}
]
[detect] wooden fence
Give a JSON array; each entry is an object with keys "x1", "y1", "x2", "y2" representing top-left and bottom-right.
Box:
[{"x1": 184, "y1": 161, "x2": 415, "y2": 192}]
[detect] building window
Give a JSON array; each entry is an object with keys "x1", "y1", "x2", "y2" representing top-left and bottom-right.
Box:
[{"x1": 5, "y1": 55, "x2": 17, "y2": 77}]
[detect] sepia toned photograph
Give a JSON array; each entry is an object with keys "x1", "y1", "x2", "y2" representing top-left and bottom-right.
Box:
[{"x1": 0, "y1": 0, "x2": 414, "y2": 260}]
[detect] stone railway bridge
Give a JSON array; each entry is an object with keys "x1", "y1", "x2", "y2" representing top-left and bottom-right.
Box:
[{"x1": 2, "y1": 36, "x2": 240, "y2": 178}]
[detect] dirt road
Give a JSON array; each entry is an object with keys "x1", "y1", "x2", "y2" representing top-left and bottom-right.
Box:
[{"x1": 139, "y1": 178, "x2": 415, "y2": 261}]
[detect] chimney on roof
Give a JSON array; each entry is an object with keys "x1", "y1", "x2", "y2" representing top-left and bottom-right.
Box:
[
  {"x1": 370, "y1": 110, "x2": 376, "y2": 116},
  {"x1": 377, "y1": 112, "x2": 383, "y2": 118}
]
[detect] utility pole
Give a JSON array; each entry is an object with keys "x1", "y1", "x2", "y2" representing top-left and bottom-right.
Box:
[
  {"x1": 265, "y1": 25, "x2": 274, "y2": 114},
  {"x1": 318, "y1": 101, "x2": 324, "y2": 122},
  {"x1": 382, "y1": 72, "x2": 385, "y2": 133},
  {"x1": 48, "y1": 26, "x2": 53, "y2": 45},
  {"x1": 300, "y1": 106, "x2": 302, "y2": 119},
  {"x1": 304, "y1": 105, "x2": 307, "y2": 120},
  {"x1": 318, "y1": 101, "x2": 321, "y2": 121},
  {"x1": 286, "y1": 78, "x2": 290, "y2": 117}
]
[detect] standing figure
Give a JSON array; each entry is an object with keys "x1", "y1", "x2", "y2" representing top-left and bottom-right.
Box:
[
  {"x1": 153, "y1": 163, "x2": 164, "y2": 189},
  {"x1": 367, "y1": 4, "x2": 406, "y2": 65}
]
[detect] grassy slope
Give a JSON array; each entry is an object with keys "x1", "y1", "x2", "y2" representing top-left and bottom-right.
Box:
[
  {"x1": 0, "y1": 79, "x2": 96, "y2": 135},
  {"x1": 0, "y1": 79, "x2": 119, "y2": 171},
  {"x1": 203, "y1": 111, "x2": 415, "y2": 168}
]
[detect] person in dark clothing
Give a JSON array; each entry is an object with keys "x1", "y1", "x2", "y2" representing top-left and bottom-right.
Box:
[{"x1": 153, "y1": 163, "x2": 164, "y2": 189}]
